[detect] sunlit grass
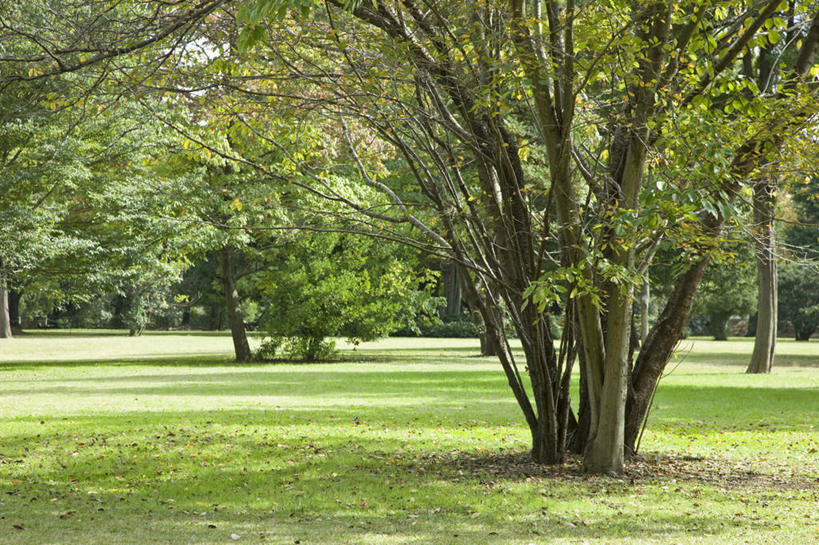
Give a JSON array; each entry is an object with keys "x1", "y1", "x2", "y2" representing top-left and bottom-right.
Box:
[{"x1": 0, "y1": 333, "x2": 817, "y2": 544}]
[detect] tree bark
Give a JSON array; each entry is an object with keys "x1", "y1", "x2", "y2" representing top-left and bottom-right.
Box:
[
  {"x1": 640, "y1": 280, "x2": 650, "y2": 344},
  {"x1": 459, "y1": 266, "x2": 499, "y2": 357},
  {"x1": 0, "y1": 281, "x2": 12, "y2": 339},
  {"x1": 747, "y1": 178, "x2": 777, "y2": 373},
  {"x1": 217, "y1": 246, "x2": 253, "y2": 362},
  {"x1": 442, "y1": 262, "x2": 462, "y2": 317}
]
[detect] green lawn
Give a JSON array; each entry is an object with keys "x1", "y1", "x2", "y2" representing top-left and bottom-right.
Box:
[{"x1": 0, "y1": 333, "x2": 817, "y2": 544}]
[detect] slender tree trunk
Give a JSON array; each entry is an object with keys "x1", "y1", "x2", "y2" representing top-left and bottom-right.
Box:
[
  {"x1": 0, "y1": 281, "x2": 12, "y2": 339},
  {"x1": 442, "y1": 263, "x2": 462, "y2": 317},
  {"x1": 640, "y1": 280, "x2": 650, "y2": 344},
  {"x1": 217, "y1": 246, "x2": 253, "y2": 362},
  {"x1": 8, "y1": 289, "x2": 20, "y2": 331},
  {"x1": 747, "y1": 178, "x2": 777, "y2": 373}
]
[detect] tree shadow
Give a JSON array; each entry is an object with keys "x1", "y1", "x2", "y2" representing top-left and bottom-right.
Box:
[{"x1": 1, "y1": 420, "x2": 812, "y2": 545}]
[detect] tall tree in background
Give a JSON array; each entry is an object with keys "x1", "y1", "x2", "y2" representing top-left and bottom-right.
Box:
[{"x1": 744, "y1": 2, "x2": 806, "y2": 373}]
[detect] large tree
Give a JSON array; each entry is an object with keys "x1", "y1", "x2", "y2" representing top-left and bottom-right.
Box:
[
  {"x1": 3, "y1": 0, "x2": 818, "y2": 474},
  {"x1": 222, "y1": 1, "x2": 819, "y2": 474}
]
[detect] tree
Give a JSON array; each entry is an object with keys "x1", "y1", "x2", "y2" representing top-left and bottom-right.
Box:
[
  {"x1": 0, "y1": 76, "x2": 195, "y2": 338},
  {"x1": 742, "y1": 3, "x2": 811, "y2": 373},
  {"x1": 778, "y1": 175, "x2": 819, "y2": 341},
  {"x1": 252, "y1": 231, "x2": 429, "y2": 360},
  {"x1": 778, "y1": 262, "x2": 819, "y2": 340},
  {"x1": 3, "y1": 0, "x2": 818, "y2": 474},
  {"x1": 225, "y1": 1, "x2": 819, "y2": 474},
  {"x1": 692, "y1": 243, "x2": 757, "y2": 341}
]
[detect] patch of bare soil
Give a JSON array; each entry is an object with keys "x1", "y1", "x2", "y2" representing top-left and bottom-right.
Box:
[{"x1": 408, "y1": 449, "x2": 819, "y2": 491}]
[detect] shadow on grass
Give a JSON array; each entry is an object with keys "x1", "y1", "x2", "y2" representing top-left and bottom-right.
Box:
[
  {"x1": 4, "y1": 362, "x2": 818, "y2": 431},
  {"x1": 679, "y1": 352, "x2": 819, "y2": 368},
  {"x1": 0, "y1": 353, "x2": 396, "y2": 370},
  {"x1": 12, "y1": 329, "x2": 265, "y2": 338},
  {"x1": 648, "y1": 384, "x2": 819, "y2": 431},
  {"x1": 2, "y1": 413, "x2": 813, "y2": 545}
]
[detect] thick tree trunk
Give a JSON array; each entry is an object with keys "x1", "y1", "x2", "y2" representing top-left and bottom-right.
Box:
[
  {"x1": 217, "y1": 247, "x2": 253, "y2": 362},
  {"x1": 478, "y1": 328, "x2": 499, "y2": 356},
  {"x1": 0, "y1": 282, "x2": 12, "y2": 339},
  {"x1": 460, "y1": 268, "x2": 499, "y2": 357},
  {"x1": 584, "y1": 277, "x2": 631, "y2": 474},
  {"x1": 747, "y1": 179, "x2": 777, "y2": 373}
]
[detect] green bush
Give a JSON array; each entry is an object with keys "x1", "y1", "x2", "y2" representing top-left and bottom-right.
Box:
[{"x1": 255, "y1": 336, "x2": 338, "y2": 362}]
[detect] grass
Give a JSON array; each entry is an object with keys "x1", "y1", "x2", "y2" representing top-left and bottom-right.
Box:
[{"x1": 0, "y1": 332, "x2": 817, "y2": 544}]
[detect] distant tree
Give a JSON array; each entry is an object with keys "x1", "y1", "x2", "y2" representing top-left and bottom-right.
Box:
[
  {"x1": 693, "y1": 245, "x2": 757, "y2": 341},
  {"x1": 778, "y1": 177, "x2": 819, "y2": 341},
  {"x1": 778, "y1": 262, "x2": 819, "y2": 341},
  {"x1": 255, "y1": 231, "x2": 434, "y2": 361},
  {"x1": 784, "y1": 177, "x2": 819, "y2": 260}
]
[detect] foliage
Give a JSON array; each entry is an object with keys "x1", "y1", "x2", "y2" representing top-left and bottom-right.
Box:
[
  {"x1": 255, "y1": 231, "x2": 435, "y2": 360},
  {"x1": 692, "y1": 241, "x2": 757, "y2": 340},
  {"x1": 778, "y1": 261, "x2": 819, "y2": 341},
  {"x1": 393, "y1": 313, "x2": 479, "y2": 339},
  {"x1": 784, "y1": 176, "x2": 819, "y2": 260},
  {"x1": 0, "y1": 92, "x2": 192, "y2": 316}
]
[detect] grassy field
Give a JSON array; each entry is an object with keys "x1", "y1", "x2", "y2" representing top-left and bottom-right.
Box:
[{"x1": 0, "y1": 333, "x2": 817, "y2": 544}]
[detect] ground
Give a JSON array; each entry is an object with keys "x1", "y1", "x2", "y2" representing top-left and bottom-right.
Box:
[{"x1": 0, "y1": 333, "x2": 817, "y2": 544}]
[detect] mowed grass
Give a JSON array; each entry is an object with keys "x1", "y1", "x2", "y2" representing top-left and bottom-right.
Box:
[{"x1": 0, "y1": 333, "x2": 817, "y2": 544}]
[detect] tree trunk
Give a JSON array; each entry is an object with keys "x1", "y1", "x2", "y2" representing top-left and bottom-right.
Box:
[
  {"x1": 0, "y1": 281, "x2": 12, "y2": 339},
  {"x1": 708, "y1": 312, "x2": 730, "y2": 341},
  {"x1": 640, "y1": 280, "x2": 650, "y2": 344},
  {"x1": 442, "y1": 262, "x2": 462, "y2": 317},
  {"x1": 584, "y1": 284, "x2": 631, "y2": 474},
  {"x1": 747, "y1": 178, "x2": 777, "y2": 373},
  {"x1": 8, "y1": 289, "x2": 21, "y2": 331},
  {"x1": 458, "y1": 265, "x2": 500, "y2": 357},
  {"x1": 217, "y1": 246, "x2": 253, "y2": 362},
  {"x1": 479, "y1": 330, "x2": 499, "y2": 357}
]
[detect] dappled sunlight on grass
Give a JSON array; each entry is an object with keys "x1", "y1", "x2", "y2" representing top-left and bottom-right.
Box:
[{"x1": 1, "y1": 335, "x2": 818, "y2": 543}]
